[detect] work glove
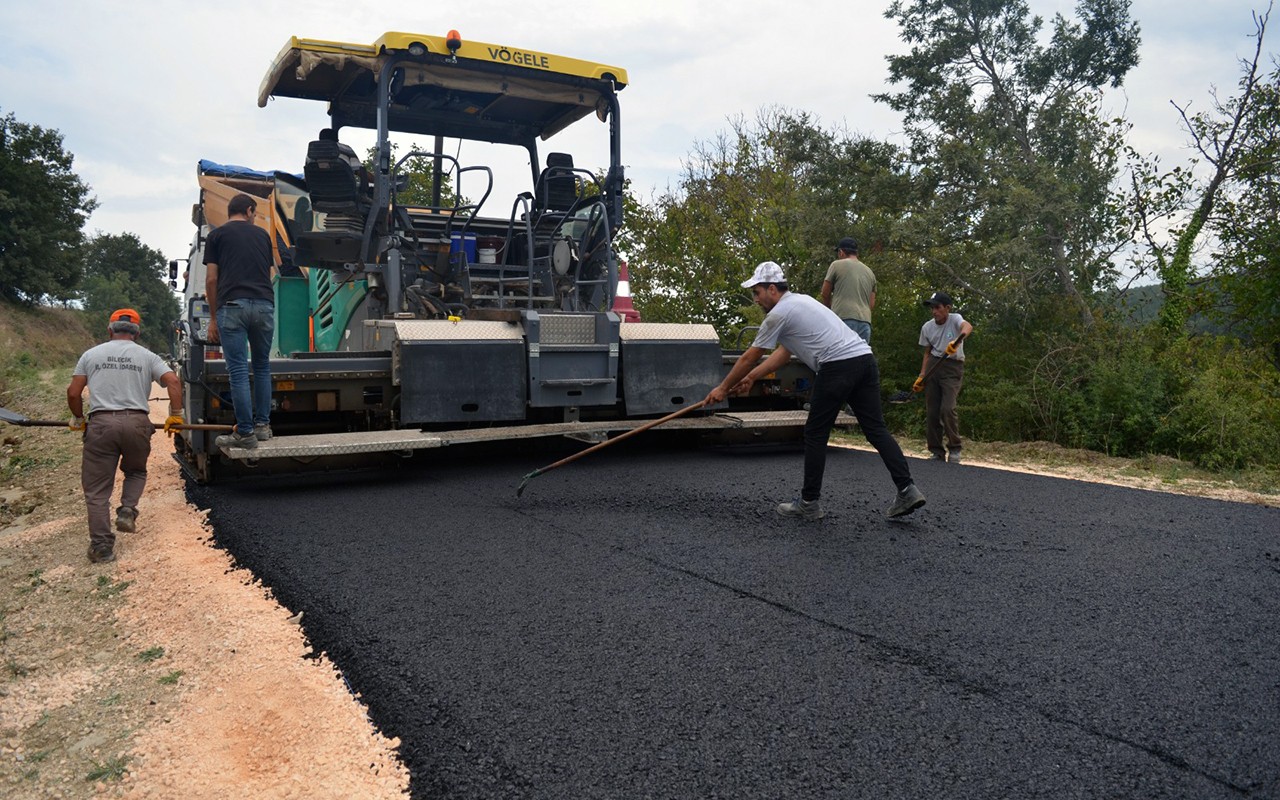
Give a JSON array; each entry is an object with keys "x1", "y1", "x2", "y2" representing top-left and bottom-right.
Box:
[
  {"x1": 163, "y1": 410, "x2": 184, "y2": 436},
  {"x1": 69, "y1": 416, "x2": 86, "y2": 432},
  {"x1": 945, "y1": 339, "x2": 960, "y2": 356},
  {"x1": 912, "y1": 376, "x2": 924, "y2": 393}
]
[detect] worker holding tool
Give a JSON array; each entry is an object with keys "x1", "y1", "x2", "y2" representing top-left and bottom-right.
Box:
[
  {"x1": 704, "y1": 262, "x2": 925, "y2": 520},
  {"x1": 66, "y1": 309, "x2": 184, "y2": 563},
  {"x1": 915, "y1": 291, "x2": 974, "y2": 463}
]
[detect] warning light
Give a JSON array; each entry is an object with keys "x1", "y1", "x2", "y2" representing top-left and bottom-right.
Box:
[{"x1": 446, "y1": 30, "x2": 462, "y2": 55}]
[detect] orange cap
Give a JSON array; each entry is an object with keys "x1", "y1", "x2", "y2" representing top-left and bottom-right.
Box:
[{"x1": 110, "y1": 308, "x2": 141, "y2": 325}]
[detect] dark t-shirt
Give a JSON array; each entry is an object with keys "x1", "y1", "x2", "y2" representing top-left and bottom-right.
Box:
[{"x1": 204, "y1": 220, "x2": 273, "y2": 303}]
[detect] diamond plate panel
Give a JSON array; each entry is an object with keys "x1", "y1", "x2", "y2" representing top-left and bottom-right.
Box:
[
  {"x1": 618, "y1": 322, "x2": 719, "y2": 342},
  {"x1": 540, "y1": 314, "x2": 597, "y2": 345},
  {"x1": 373, "y1": 319, "x2": 524, "y2": 342}
]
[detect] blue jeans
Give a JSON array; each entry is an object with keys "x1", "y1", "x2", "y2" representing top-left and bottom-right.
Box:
[
  {"x1": 802, "y1": 354, "x2": 912, "y2": 500},
  {"x1": 217, "y1": 299, "x2": 274, "y2": 435},
  {"x1": 843, "y1": 318, "x2": 872, "y2": 345}
]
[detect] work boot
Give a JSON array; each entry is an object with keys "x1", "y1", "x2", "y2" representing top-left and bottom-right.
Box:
[
  {"x1": 886, "y1": 484, "x2": 926, "y2": 518},
  {"x1": 948, "y1": 449, "x2": 962, "y2": 465},
  {"x1": 929, "y1": 453, "x2": 946, "y2": 462},
  {"x1": 87, "y1": 544, "x2": 116, "y2": 564},
  {"x1": 215, "y1": 429, "x2": 258, "y2": 450},
  {"x1": 776, "y1": 498, "x2": 826, "y2": 520},
  {"x1": 254, "y1": 424, "x2": 273, "y2": 442},
  {"x1": 115, "y1": 506, "x2": 137, "y2": 533}
]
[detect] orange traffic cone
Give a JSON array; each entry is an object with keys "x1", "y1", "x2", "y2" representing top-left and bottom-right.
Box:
[{"x1": 612, "y1": 261, "x2": 641, "y2": 323}]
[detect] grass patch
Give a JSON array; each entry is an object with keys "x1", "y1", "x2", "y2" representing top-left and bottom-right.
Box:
[
  {"x1": 136, "y1": 646, "x2": 165, "y2": 663},
  {"x1": 96, "y1": 577, "x2": 132, "y2": 598},
  {"x1": 6, "y1": 659, "x2": 29, "y2": 678},
  {"x1": 17, "y1": 569, "x2": 46, "y2": 595},
  {"x1": 158, "y1": 670, "x2": 184, "y2": 685},
  {"x1": 85, "y1": 756, "x2": 128, "y2": 782}
]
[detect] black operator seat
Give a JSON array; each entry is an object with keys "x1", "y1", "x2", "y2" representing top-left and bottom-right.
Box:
[
  {"x1": 296, "y1": 129, "x2": 371, "y2": 269},
  {"x1": 538, "y1": 152, "x2": 579, "y2": 215},
  {"x1": 305, "y1": 129, "x2": 367, "y2": 213}
]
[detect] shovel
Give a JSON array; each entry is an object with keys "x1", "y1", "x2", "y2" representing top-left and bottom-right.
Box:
[
  {"x1": 888, "y1": 333, "x2": 967, "y2": 404},
  {"x1": 517, "y1": 399, "x2": 709, "y2": 497},
  {"x1": 0, "y1": 407, "x2": 232, "y2": 432}
]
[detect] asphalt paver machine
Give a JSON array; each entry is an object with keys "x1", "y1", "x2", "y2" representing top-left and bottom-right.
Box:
[{"x1": 172, "y1": 30, "x2": 820, "y2": 482}]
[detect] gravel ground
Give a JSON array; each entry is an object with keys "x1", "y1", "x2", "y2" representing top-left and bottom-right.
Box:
[{"x1": 193, "y1": 441, "x2": 1280, "y2": 799}]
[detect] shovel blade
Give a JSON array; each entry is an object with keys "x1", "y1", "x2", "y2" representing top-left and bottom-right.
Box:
[{"x1": 0, "y1": 407, "x2": 30, "y2": 424}]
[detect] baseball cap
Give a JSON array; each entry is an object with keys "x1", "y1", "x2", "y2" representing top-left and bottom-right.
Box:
[
  {"x1": 110, "y1": 308, "x2": 142, "y2": 325},
  {"x1": 836, "y1": 237, "x2": 858, "y2": 253},
  {"x1": 923, "y1": 291, "x2": 954, "y2": 307},
  {"x1": 741, "y1": 261, "x2": 787, "y2": 288}
]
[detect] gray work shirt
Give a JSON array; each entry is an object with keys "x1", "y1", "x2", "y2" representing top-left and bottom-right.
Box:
[
  {"x1": 73, "y1": 340, "x2": 172, "y2": 413},
  {"x1": 919, "y1": 313, "x2": 968, "y2": 361},
  {"x1": 751, "y1": 292, "x2": 871, "y2": 371}
]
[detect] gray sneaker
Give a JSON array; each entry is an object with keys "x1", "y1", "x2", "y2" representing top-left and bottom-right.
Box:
[
  {"x1": 948, "y1": 450, "x2": 961, "y2": 464},
  {"x1": 215, "y1": 429, "x2": 259, "y2": 450},
  {"x1": 254, "y1": 424, "x2": 273, "y2": 442},
  {"x1": 886, "y1": 484, "x2": 926, "y2": 518},
  {"x1": 776, "y1": 498, "x2": 826, "y2": 520},
  {"x1": 115, "y1": 506, "x2": 137, "y2": 533}
]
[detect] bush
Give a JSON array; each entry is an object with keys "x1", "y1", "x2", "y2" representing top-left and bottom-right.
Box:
[{"x1": 1153, "y1": 337, "x2": 1280, "y2": 470}]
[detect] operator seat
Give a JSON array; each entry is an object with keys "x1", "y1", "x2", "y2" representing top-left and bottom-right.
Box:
[
  {"x1": 296, "y1": 129, "x2": 372, "y2": 269},
  {"x1": 304, "y1": 130, "x2": 365, "y2": 215}
]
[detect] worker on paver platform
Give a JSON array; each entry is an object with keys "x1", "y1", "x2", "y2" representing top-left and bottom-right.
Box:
[{"x1": 704, "y1": 262, "x2": 926, "y2": 520}]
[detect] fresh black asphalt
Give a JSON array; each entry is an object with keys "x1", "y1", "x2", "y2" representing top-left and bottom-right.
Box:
[{"x1": 190, "y1": 441, "x2": 1280, "y2": 799}]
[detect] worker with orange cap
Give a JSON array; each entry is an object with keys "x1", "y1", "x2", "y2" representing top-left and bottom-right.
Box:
[{"x1": 66, "y1": 309, "x2": 184, "y2": 564}]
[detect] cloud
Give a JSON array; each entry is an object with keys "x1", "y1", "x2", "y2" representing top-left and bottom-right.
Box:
[{"x1": 0, "y1": 0, "x2": 1268, "y2": 263}]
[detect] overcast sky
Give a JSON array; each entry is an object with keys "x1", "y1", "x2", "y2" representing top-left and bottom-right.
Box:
[{"x1": 0, "y1": 1, "x2": 1270, "y2": 267}]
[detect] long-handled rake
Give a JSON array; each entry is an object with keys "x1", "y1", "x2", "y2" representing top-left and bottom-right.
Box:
[
  {"x1": 516, "y1": 399, "x2": 709, "y2": 497},
  {"x1": 0, "y1": 406, "x2": 232, "y2": 432},
  {"x1": 888, "y1": 333, "x2": 967, "y2": 404}
]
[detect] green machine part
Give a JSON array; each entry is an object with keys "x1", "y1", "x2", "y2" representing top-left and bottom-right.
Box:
[
  {"x1": 272, "y1": 272, "x2": 369, "y2": 355},
  {"x1": 273, "y1": 276, "x2": 310, "y2": 356}
]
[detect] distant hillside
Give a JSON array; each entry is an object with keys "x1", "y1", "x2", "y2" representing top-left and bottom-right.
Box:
[
  {"x1": 1107, "y1": 283, "x2": 1226, "y2": 335},
  {"x1": 0, "y1": 302, "x2": 96, "y2": 396}
]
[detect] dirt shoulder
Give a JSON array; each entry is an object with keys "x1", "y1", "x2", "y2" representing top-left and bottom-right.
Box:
[
  {"x1": 0, "y1": 390, "x2": 408, "y2": 798},
  {"x1": 837, "y1": 435, "x2": 1279, "y2": 508}
]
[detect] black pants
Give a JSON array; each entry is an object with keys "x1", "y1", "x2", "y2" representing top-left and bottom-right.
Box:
[{"x1": 802, "y1": 355, "x2": 913, "y2": 500}]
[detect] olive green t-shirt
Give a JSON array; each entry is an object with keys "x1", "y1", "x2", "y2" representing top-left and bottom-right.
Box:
[{"x1": 823, "y1": 257, "x2": 876, "y2": 323}]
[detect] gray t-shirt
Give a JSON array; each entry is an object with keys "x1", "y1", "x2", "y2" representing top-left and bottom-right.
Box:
[
  {"x1": 823, "y1": 256, "x2": 876, "y2": 323},
  {"x1": 751, "y1": 292, "x2": 871, "y2": 371},
  {"x1": 73, "y1": 339, "x2": 172, "y2": 413},
  {"x1": 919, "y1": 313, "x2": 967, "y2": 361}
]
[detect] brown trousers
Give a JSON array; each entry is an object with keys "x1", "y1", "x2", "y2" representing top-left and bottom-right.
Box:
[
  {"x1": 81, "y1": 411, "x2": 154, "y2": 549},
  {"x1": 925, "y1": 359, "x2": 965, "y2": 456}
]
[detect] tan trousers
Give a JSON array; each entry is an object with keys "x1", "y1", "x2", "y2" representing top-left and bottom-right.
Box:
[
  {"x1": 925, "y1": 359, "x2": 964, "y2": 456},
  {"x1": 81, "y1": 411, "x2": 154, "y2": 549}
]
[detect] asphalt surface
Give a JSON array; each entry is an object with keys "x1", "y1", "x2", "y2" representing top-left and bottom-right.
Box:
[{"x1": 190, "y1": 441, "x2": 1280, "y2": 799}]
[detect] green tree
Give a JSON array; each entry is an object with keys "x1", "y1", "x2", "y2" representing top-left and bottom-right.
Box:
[
  {"x1": 877, "y1": 0, "x2": 1141, "y2": 328},
  {"x1": 627, "y1": 109, "x2": 912, "y2": 338},
  {"x1": 0, "y1": 110, "x2": 97, "y2": 304},
  {"x1": 1210, "y1": 62, "x2": 1280, "y2": 365},
  {"x1": 1188, "y1": 11, "x2": 1277, "y2": 359},
  {"x1": 1126, "y1": 7, "x2": 1275, "y2": 335},
  {"x1": 79, "y1": 233, "x2": 181, "y2": 352},
  {"x1": 364, "y1": 142, "x2": 463, "y2": 208}
]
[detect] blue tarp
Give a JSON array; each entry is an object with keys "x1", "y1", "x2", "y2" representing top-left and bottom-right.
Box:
[{"x1": 198, "y1": 159, "x2": 302, "y2": 181}]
